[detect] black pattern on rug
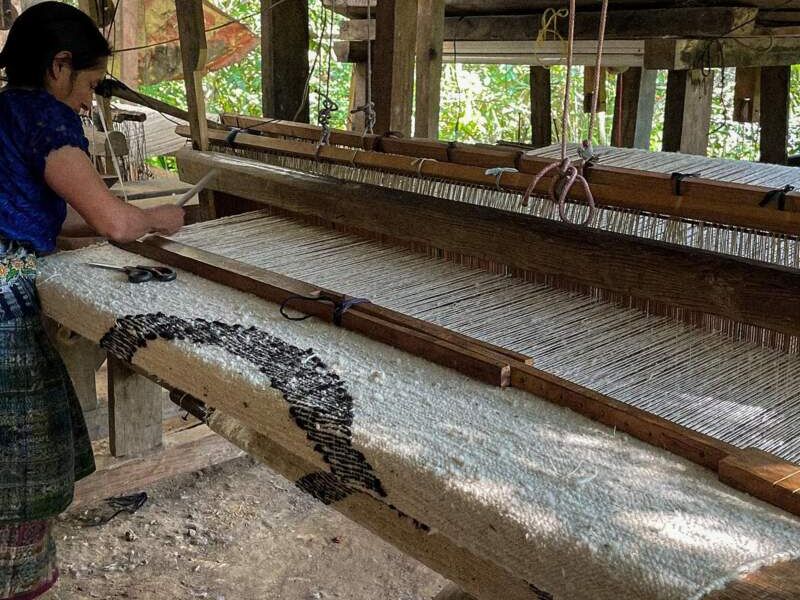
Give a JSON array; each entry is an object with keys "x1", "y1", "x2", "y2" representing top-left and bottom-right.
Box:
[{"x1": 100, "y1": 313, "x2": 386, "y2": 500}]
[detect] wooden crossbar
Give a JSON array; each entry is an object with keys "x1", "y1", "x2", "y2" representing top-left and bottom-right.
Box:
[{"x1": 209, "y1": 116, "x2": 800, "y2": 236}]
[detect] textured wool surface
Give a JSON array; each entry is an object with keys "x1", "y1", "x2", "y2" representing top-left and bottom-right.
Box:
[{"x1": 38, "y1": 244, "x2": 800, "y2": 600}]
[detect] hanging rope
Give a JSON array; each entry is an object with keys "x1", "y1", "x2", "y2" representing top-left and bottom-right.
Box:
[{"x1": 522, "y1": 0, "x2": 608, "y2": 227}]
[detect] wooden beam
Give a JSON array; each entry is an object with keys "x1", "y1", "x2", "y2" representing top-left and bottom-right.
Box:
[
  {"x1": 108, "y1": 356, "x2": 164, "y2": 457},
  {"x1": 261, "y1": 0, "x2": 310, "y2": 122},
  {"x1": 372, "y1": 0, "x2": 418, "y2": 135},
  {"x1": 72, "y1": 424, "x2": 243, "y2": 509},
  {"x1": 175, "y1": 149, "x2": 800, "y2": 338},
  {"x1": 339, "y1": 8, "x2": 760, "y2": 41},
  {"x1": 209, "y1": 118, "x2": 800, "y2": 236},
  {"x1": 646, "y1": 37, "x2": 800, "y2": 69},
  {"x1": 662, "y1": 69, "x2": 714, "y2": 155},
  {"x1": 348, "y1": 62, "x2": 368, "y2": 132},
  {"x1": 529, "y1": 66, "x2": 551, "y2": 148},
  {"x1": 175, "y1": 0, "x2": 209, "y2": 151},
  {"x1": 414, "y1": 0, "x2": 445, "y2": 139},
  {"x1": 734, "y1": 67, "x2": 762, "y2": 123},
  {"x1": 612, "y1": 67, "x2": 656, "y2": 149},
  {"x1": 759, "y1": 65, "x2": 790, "y2": 164}
]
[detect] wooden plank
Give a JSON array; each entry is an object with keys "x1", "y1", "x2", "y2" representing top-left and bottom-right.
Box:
[
  {"x1": 414, "y1": 0, "x2": 445, "y2": 139},
  {"x1": 209, "y1": 118, "x2": 800, "y2": 236},
  {"x1": 108, "y1": 356, "x2": 164, "y2": 457},
  {"x1": 175, "y1": 0, "x2": 209, "y2": 152},
  {"x1": 348, "y1": 62, "x2": 368, "y2": 132},
  {"x1": 662, "y1": 69, "x2": 714, "y2": 155},
  {"x1": 119, "y1": 236, "x2": 526, "y2": 387},
  {"x1": 434, "y1": 584, "x2": 477, "y2": 600},
  {"x1": 340, "y1": 8, "x2": 760, "y2": 40},
  {"x1": 720, "y1": 449, "x2": 800, "y2": 521},
  {"x1": 760, "y1": 66, "x2": 790, "y2": 165},
  {"x1": 72, "y1": 424, "x2": 243, "y2": 509},
  {"x1": 261, "y1": 0, "x2": 310, "y2": 122},
  {"x1": 372, "y1": 0, "x2": 417, "y2": 135},
  {"x1": 734, "y1": 67, "x2": 761, "y2": 123},
  {"x1": 117, "y1": 0, "x2": 141, "y2": 85},
  {"x1": 175, "y1": 149, "x2": 800, "y2": 338},
  {"x1": 529, "y1": 66, "x2": 551, "y2": 148},
  {"x1": 646, "y1": 37, "x2": 800, "y2": 69},
  {"x1": 704, "y1": 557, "x2": 800, "y2": 600}
]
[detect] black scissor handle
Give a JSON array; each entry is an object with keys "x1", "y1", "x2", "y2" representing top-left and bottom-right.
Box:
[
  {"x1": 136, "y1": 265, "x2": 177, "y2": 282},
  {"x1": 124, "y1": 267, "x2": 153, "y2": 284}
]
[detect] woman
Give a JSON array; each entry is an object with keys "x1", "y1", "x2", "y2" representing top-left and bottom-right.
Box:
[{"x1": 0, "y1": 3, "x2": 184, "y2": 598}]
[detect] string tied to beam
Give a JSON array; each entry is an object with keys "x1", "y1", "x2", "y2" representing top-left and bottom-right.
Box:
[
  {"x1": 412, "y1": 157, "x2": 437, "y2": 178},
  {"x1": 315, "y1": 94, "x2": 339, "y2": 158},
  {"x1": 485, "y1": 167, "x2": 519, "y2": 192},
  {"x1": 350, "y1": 100, "x2": 376, "y2": 136},
  {"x1": 280, "y1": 293, "x2": 371, "y2": 327},
  {"x1": 761, "y1": 185, "x2": 796, "y2": 211}
]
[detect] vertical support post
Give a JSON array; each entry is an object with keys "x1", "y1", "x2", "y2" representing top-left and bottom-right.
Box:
[
  {"x1": 0, "y1": 0, "x2": 16, "y2": 30},
  {"x1": 414, "y1": 0, "x2": 444, "y2": 139},
  {"x1": 583, "y1": 66, "x2": 607, "y2": 113},
  {"x1": 759, "y1": 65, "x2": 790, "y2": 165},
  {"x1": 662, "y1": 69, "x2": 714, "y2": 155},
  {"x1": 108, "y1": 357, "x2": 164, "y2": 457},
  {"x1": 348, "y1": 62, "x2": 368, "y2": 132},
  {"x1": 176, "y1": 0, "x2": 215, "y2": 219},
  {"x1": 373, "y1": 0, "x2": 418, "y2": 136},
  {"x1": 261, "y1": 0, "x2": 310, "y2": 122},
  {"x1": 734, "y1": 67, "x2": 761, "y2": 123},
  {"x1": 612, "y1": 67, "x2": 656, "y2": 149},
  {"x1": 530, "y1": 66, "x2": 552, "y2": 148},
  {"x1": 117, "y1": 0, "x2": 141, "y2": 86}
]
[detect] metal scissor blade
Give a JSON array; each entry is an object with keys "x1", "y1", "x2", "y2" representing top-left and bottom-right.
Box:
[{"x1": 85, "y1": 262, "x2": 128, "y2": 272}]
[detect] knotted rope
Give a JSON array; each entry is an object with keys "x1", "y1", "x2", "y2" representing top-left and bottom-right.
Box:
[{"x1": 522, "y1": 0, "x2": 608, "y2": 226}]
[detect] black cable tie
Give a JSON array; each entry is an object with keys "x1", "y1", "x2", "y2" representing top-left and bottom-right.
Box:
[
  {"x1": 760, "y1": 184, "x2": 795, "y2": 211},
  {"x1": 280, "y1": 294, "x2": 371, "y2": 327},
  {"x1": 671, "y1": 172, "x2": 701, "y2": 196},
  {"x1": 226, "y1": 127, "x2": 242, "y2": 145}
]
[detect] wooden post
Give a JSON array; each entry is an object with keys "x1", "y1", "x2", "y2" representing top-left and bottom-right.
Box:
[
  {"x1": 348, "y1": 62, "x2": 368, "y2": 132},
  {"x1": 530, "y1": 66, "x2": 552, "y2": 148},
  {"x1": 612, "y1": 67, "x2": 656, "y2": 149},
  {"x1": 176, "y1": 0, "x2": 214, "y2": 219},
  {"x1": 261, "y1": 0, "x2": 310, "y2": 122},
  {"x1": 117, "y1": 0, "x2": 141, "y2": 86},
  {"x1": 662, "y1": 69, "x2": 714, "y2": 155},
  {"x1": 0, "y1": 0, "x2": 16, "y2": 30},
  {"x1": 108, "y1": 357, "x2": 164, "y2": 457},
  {"x1": 373, "y1": 0, "x2": 418, "y2": 136},
  {"x1": 734, "y1": 67, "x2": 761, "y2": 123},
  {"x1": 43, "y1": 320, "x2": 106, "y2": 413},
  {"x1": 759, "y1": 65, "x2": 790, "y2": 165},
  {"x1": 583, "y1": 66, "x2": 607, "y2": 113},
  {"x1": 414, "y1": 0, "x2": 444, "y2": 139}
]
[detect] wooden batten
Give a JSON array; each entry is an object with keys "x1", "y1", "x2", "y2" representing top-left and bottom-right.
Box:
[
  {"x1": 174, "y1": 148, "x2": 800, "y2": 339},
  {"x1": 119, "y1": 236, "x2": 525, "y2": 387},
  {"x1": 209, "y1": 118, "x2": 800, "y2": 236}
]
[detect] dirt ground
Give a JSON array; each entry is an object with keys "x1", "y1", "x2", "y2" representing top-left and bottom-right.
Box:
[
  {"x1": 47, "y1": 364, "x2": 446, "y2": 600},
  {"x1": 51, "y1": 454, "x2": 445, "y2": 600}
]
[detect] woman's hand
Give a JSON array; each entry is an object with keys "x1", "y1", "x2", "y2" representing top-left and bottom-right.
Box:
[{"x1": 145, "y1": 205, "x2": 185, "y2": 236}]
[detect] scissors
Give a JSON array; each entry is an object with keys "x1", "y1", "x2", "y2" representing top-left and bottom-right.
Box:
[{"x1": 86, "y1": 263, "x2": 177, "y2": 284}]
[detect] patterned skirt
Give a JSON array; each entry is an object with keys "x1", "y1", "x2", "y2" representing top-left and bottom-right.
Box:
[
  {"x1": 0, "y1": 242, "x2": 95, "y2": 599},
  {"x1": 0, "y1": 521, "x2": 57, "y2": 600}
]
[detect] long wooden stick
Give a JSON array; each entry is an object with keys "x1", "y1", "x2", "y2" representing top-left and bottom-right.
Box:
[{"x1": 207, "y1": 117, "x2": 800, "y2": 236}]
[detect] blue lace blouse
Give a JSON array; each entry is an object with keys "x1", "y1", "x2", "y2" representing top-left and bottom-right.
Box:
[{"x1": 0, "y1": 88, "x2": 88, "y2": 253}]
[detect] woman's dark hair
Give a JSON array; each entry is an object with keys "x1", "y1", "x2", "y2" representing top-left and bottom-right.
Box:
[{"x1": 0, "y1": 2, "x2": 111, "y2": 88}]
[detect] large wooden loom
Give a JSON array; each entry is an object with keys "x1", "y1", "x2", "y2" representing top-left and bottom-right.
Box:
[
  {"x1": 40, "y1": 120, "x2": 800, "y2": 598},
  {"x1": 43, "y1": 0, "x2": 800, "y2": 596}
]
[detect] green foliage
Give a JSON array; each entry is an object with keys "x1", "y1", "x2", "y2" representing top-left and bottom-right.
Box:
[{"x1": 140, "y1": 0, "x2": 799, "y2": 162}]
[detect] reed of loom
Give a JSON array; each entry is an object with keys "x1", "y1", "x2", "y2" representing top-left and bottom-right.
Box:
[{"x1": 119, "y1": 136, "x2": 800, "y2": 519}]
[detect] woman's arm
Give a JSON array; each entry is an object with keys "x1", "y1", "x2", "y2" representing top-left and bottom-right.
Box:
[{"x1": 45, "y1": 146, "x2": 184, "y2": 242}]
